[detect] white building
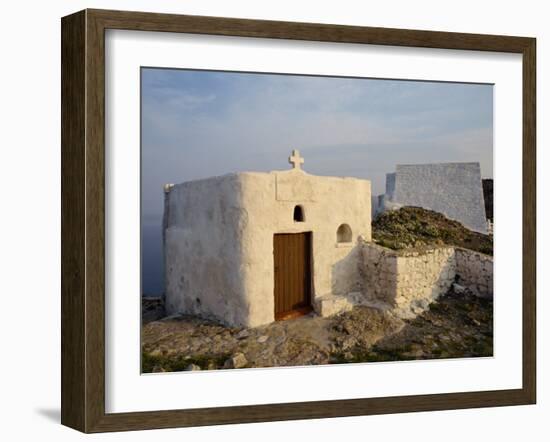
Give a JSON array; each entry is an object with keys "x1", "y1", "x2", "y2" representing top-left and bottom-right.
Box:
[
  {"x1": 374, "y1": 162, "x2": 488, "y2": 233},
  {"x1": 163, "y1": 151, "x2": 372, "y2": 327}
]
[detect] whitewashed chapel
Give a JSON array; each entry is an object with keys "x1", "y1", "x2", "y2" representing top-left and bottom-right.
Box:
[
  {"x1": 163, "y1": 151, "x2": 493, "y2": 328},
  {"x1": 163, "y1": 151, "x2": 371, "y2": 327}
]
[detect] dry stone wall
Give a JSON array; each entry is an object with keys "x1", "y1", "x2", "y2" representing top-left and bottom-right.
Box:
[
  {"x1": 361, "y1": 243, "x2": 398, "y2": 302},
  {"x1": 393, "y1": 247, "x2": 456, "y2": 318},
  {"x1": 455, "y1": 248, "x2": 493, "y2": 298},
  {"x1": 361, "y1": 243, "x2": 492, "y2": 318}
]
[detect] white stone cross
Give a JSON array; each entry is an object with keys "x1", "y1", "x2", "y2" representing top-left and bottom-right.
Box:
[{"x1": 288, "y1": 149, "x2": 304, "y2": 170}]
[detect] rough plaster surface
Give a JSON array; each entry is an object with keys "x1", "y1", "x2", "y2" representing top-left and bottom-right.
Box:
[
  {"x1": 378, "y1": 163, "x2": 488, "y2": 232},
  {"x1": 163, "y1": 174, "x2": 250, "y2": 327},
  {"x1": 386, "y1": 172, "x2": 396, "y2": 199},
  {"x1": 361, "y1": 243, "x2": 493, "y2": 318},
  {"x1": 164, "y1": 168, "x2": 371, "y2": 327}
]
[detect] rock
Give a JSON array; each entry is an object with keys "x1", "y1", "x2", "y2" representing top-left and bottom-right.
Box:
[
  {"x1": 343, "y1": 351, "x2": 354, "y2": 361},
  {"x1": 314, "y1": 295, "x2": 353, "y2": 317},
  {"x1": 410, "y1": 344, "x2": 424, "y2": 358},
  {"x1": 236, "y1": 329, "x2": 250, "y2": 340},
  {"x1": 417, "y1": 299, "x2": 430, "y2": 310},
  {"x1": 341, "y1": 337, "x2": 357, "y2": 350},
  {"x1": 185, "y1": 363, "x2": 201, "y2": 371},
  {"x1": 430, "y1": 318, "x2": 444, "y2": 327},
  {"x1": 207, "y1": 361, "x2": 218, "y2": 370},
  {"x1": 257, "y1": 335, "x2": 269, "y2": 343},
  {"x1": 224, "y1": 353, "x2": 248, "y2": 369},
  {"x1": 159, "y1": 314, "x2": 183, "y2": 322},
  {"x1": 152, "y1": 366, "x2": 165, "y2": 373},
  {"x1": 274, "y1": 335, "x2": 287, "y2": 346},
  {"x1": 453, "y1": 283, "x2": 466, "y2": 294},
  {"x1": 150, "y1": 349, "x2": 162, "y2": 357}
]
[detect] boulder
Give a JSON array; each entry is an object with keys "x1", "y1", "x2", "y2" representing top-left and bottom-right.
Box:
[
  {"x1": 185, "y1": 363, "x2": 201, "y2": 371},
  {"x1": 224, "y1": 353, "x2": 248, "y2": 369}
]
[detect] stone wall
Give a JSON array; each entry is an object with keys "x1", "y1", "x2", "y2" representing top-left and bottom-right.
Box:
[
  {"x1": 361, "y1": 243, "x2": 398, "y2": 302},
  {"x1": 455, "y1": 248, "x2": 493, "y2": 298},
  {"x1": 394, "y1": 247, "x2": 456, "y2": 318},
  {"x1": 361, "y1": 243, "x2": 492, "y2": 318},
  {"x1": 362, "y1": 244, "x2": 456, "y2": 318}
]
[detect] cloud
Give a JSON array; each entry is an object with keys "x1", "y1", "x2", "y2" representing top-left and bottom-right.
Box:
[{"x1": 141, "y1": 69, "x2": 493, "y2": 221}]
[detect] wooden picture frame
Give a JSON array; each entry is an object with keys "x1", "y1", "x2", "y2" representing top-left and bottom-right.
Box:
[{"x1": 61, "y1": 8, "x2": 536, "y2": 433}]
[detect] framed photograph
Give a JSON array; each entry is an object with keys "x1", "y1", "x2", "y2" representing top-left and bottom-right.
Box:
[{"x1": 61, "y1": 9, "x2": 536, "y2": 433}]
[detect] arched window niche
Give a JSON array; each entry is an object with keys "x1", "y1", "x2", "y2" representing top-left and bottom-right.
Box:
[
  {"x1": 336, "y1": 223, "x2": 352, "y2": 244},
  {"x1": 293, "y1": 205, "x2": 305, "y2": 222}
]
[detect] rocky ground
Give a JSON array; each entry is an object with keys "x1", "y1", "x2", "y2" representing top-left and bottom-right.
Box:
[{"x1": 141, "y1": 288, "x2": 493, "y2": 373}]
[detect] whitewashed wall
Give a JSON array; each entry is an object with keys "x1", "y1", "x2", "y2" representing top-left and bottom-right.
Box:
[
  {"x1": 164, "y1": 174, "x2": 250, "y2": 326},
  {"x1": 381, "y1": 163, "x2": 488, "y2": 233},
  {"x1": 165, "y1": 169, "x2": 371, "y2": 327},
  {"x1": 238, "y1": 170, "x2": 371, "y2": 326}
]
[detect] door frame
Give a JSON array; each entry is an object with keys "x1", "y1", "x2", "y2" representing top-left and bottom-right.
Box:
[{"x1": 273, "y1": 231, "x2": 313, "y2": 321}]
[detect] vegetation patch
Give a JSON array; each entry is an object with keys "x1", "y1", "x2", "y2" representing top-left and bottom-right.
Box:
[
  {"x1": 372, "y1": 206, "x2": 493, "y2": 255},
  {"x1": 142, "y1": 351, "x2": 230, "y2": 373}
]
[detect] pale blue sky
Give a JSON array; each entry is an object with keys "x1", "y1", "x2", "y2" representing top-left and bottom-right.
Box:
[{"x1": 140, "y1": 68, "x2": 493, "y2": 294}]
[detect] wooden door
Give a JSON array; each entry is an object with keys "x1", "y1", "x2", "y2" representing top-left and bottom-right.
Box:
[{"x1": 273, "y1": 232, "x2": 312, "y2": 320}]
